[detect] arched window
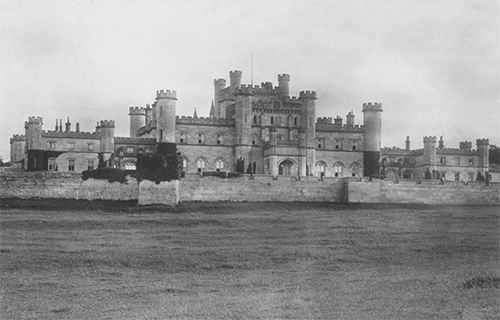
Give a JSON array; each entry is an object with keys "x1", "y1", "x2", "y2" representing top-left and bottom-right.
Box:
[
  {"x1": 196, "y1": 157, "x2": 207, "y2": 172},
  {"x1": 251, "y1": 135, "x2": 258, "y2": 146},
  {"x1": 270, "y1": 116, "x2": 274, "y2": 125},
  {"x1": 386, "y1": 169, "x2": 398, "y2": 180},
  {"x1": 351, "y1": 162, "x2": 362, "y2": 177},
  {"x1": 333, "y1": 162, "x2": 344, "y2": 177},
  {"x1": 253, "y1": 115, "x2": 257, "y2": 124},
  {"x1": 180, "y1": 133, "x2": 186, "y2": 143},
  {"x1": 215, "y1": 158, "x2": 225, "y2": 171},
  {"x1": 124, "y1": 161, "x2": 136, "y2": 170},
  {"x1": 294, "y1": 117, "x2": 298, "y2": 126},
  {"x1": 68, "y1": 158, "x2": 75, "y2": 171},
  {"x1": 403, "y1": 170, "x2": 413, "y2": 179},
  {"x1": 182, "y1": 158, "x2": 188, "y2": 171},
  {"x1": 316, "y1": 161, "x2": 327, "y2": 177}
]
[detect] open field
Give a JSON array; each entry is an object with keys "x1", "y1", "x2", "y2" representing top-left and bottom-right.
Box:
[{"x1": 1, "y1": 201, "x2": 499, "y2": 319}]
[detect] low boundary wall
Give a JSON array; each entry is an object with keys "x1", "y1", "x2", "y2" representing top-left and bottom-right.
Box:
[
  {"x1": 348, "y1": 179, "x2": 500, "y2": 205},
  {"x1": 1, "y1": 171, "x2": 499, "y2": 205}
]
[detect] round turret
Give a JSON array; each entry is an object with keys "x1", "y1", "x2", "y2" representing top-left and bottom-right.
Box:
[
  {"x1": 230, "y1": 70, "x2": 242, "y2": 89},
  {"x1": 155, "y1": 89, "x2": 177, "y2": 144},
  {"x1": 129, "y1": 106, "x2": 146, "y2": 138},
  {"x1": 278, "y1": 74, "x2": 290, "y2": 97},
  {"x1": 362, "y1": 102, "x2": 383, "y2": 177}
]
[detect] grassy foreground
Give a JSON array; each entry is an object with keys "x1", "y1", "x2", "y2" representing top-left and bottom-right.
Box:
[{"x1": 0, "y1": 201, "x2": 499, "y2": 319}]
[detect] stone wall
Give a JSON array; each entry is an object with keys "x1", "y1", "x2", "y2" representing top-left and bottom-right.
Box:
[
  {"x1": 138, "y1": 180, "x2": 179, "y2": 206},
  {"x1": 0, "y1": 171, "x2": 138, "y2": 201},
  {"x1": 179, "y1": 174, "x2": 348, "y2": 202},
  {"x1": 348, "y1": 179, "x2": 500, "y2": 205}
]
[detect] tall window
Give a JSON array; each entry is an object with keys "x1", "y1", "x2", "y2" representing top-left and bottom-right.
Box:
[
  {"x1": 351, "y1": 140, "x2": 358, "y2": 151},
  {"x1": 182, "y1": 158, "x2": 188, "y2": 171},
  {"x1": 87, "y1": 159, "x2": 94, "y2": 170},
  {"x1": 124, "y1": 161, "x2": 136, "y2": 170},
  {"x1": 88, "y1": 143, "x2": 94, "y2": 151},
  {"x1": 48, "y1": 158, "x2": 56, "y2": 171},
  {"x1": 334, "y1": 162, "x2": 344, "y2": 177},
  {"x1": 49, "y1": 141, "x2": 56, "y2": 149},
  {"x1": 198, "y1": 133, "x2": 205, "y2": 144},
  {"x1": 68, "y1": 159, "x2": 75, "y2": 171},
  {"x1": 217, "y1": 135, "x2": 223, "y2": 145},
  {"x1": 180, "y1": 133, "x2": 186, "y2": 143},
  {"x1": 440, "y1": 157, "x2": 446, "y2": 164},
  {"x1": 126, "y1": 147, "x2": 134, "y2": 154},
  {"x1": 294, "y1": 117, "x2": 298, "y2": 126},
  {"x1": 316, "y1": 162, "x2": 326, "y2": 177},
  {"x1": 455, "y1": 172, "x2": 460, "y2": 181},
  {"x1": 335, "y1": 140, "x2": 342, "y2": 150},
  {"x1": 468, "y1": 159, "x2": 474, "y2": 166},
  {"x1": 253, "y1": 115, "x2": 257, "y2": 124},
  {"x1": 351, "y1": 163, "x2": 361, "y2": 177},
  {"x1": 197, "y1": 158, "x2": 206, "y2": 172},
  {"x1": 270, "y1": 116, "x2": 274, "y2": 125},
  {"x1": 215, "y1": 158, "x2": 225, "y2": 171}
]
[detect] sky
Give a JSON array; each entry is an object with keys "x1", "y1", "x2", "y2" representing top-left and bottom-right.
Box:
[{"x1": 1, "y1": 0, "x2": 499, "y2": 161}]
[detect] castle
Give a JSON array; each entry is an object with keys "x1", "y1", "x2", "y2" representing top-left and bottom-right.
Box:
[{"x1": 9, "y1": 70, "x2": 491, "y2": 181}]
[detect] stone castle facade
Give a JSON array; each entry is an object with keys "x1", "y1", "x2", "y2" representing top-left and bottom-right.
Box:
[{"x1": 9, "y1": 70, "x2": 491, "y2": 181}]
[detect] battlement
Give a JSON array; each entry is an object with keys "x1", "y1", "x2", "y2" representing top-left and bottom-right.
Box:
[
  {"x1": 99, "y1": 120, "x2": 115, "y2": 128},
  {"x1": 27, "y1": 116, "x2": 43, "y2": 124},
  {"x1": 11, "y1": 134, "x2": 25, "y2": 141},
  {"x1": 114, "y1": 137, "x2": 156, "y2": 144},
  {"x1": 234, "y1": 87, "x2": 253, "y2": 96},
  {"x1": 476, "y1": 138, "x2": 489, "y2": 146},
  {"x1": 176, "y1": 116, "x2": 236, "y2": 126},
  {"x1": 156, "y1": 89, "x2": 177, "y2": 100},
  {"x1": 278, "y1": 74, "x2": 290, "y2": 82},
  {"x1": 230, "y1": 70, "x2": 242, "y2": 77},
  {"x1": 459, "y1": 141, "x2": 472, "y2": 150},
  {"x1": 423, "y1": 136, "x2": 437, "y2": 143},
  {"x1": 42, "y1": 131, "x2": 100, "y2": 138},
  {"x1": 436, "y1": 148, "x2": 477, "y2": 155},
  {"x1": 282, "y1": 96, "x2": 301, "y2": 104},
  {"x1": 129, "y1": 106, "x2": 146, "y2": 115},
  {"x1": 299, "y1": 91, "x2": 317, "y2": 99},
  {"x1": 316, "y1": 123, "x2": 364, "y2": 132},
  {"x1": 362, "y1": 102, "x2": 383, "y2": 112},
  {"x1": 261, "y1": 82, "x2": 273, "y2": 89},
  {"x1": 214, "y1": 78, "x2": 226, "y2": 85},
  {"x1": 317, "y1": 117, "x2": 333, "y2": 124}
]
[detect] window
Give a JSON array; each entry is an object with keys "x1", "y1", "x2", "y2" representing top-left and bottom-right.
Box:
[
  {"x1": 182, "y1": 158, "x2": 188, "y2": 170},
  {"x1": 252, "y1": 136, "x2": 256, "y2": 145},
  {"x1": 49, "y1": 141, "x2": 56, "y2": 149},
  {"x1": 180, "y1": 133, "x2": 185, "y2": 143},
  {"x1": 335, "y1": 140, "x2": 342, "y2": 150},
  {"x1": 294, "y1": 117, "x2": 298, "y2": 126},
  {"x1": 124, "y1": 161, "x2": 136, "y2": 170},
  {"x1": 88, "y1": 143, "x2": 94, "y2": 151},
  {"x1": 126, "y1": 147, "x2": 134, "y2": 154},
  {"x1": 198, "y1": 133, "x2": 205, "y2": 144},
  {"x1": 351, "y1": 140, "x2": 358, "y2": 151},
  {"x1": 217, "y1": 135, "x2": 223, "y2": 145},
  {"x1": 440, "y1": 157, "x2": 446, "y2": 164},
  {"x1": 403, "y1": 170, "x2": 412, "y2": 179},
  {"x1": 68, "y1": 159, "x2": 75, "y2": 171},
  {"x1": 270, "y1": 116, "x2": 274, "y2": 125},
  {"x1": 351, "y1": 163, "x2": 361, "y2": 177},
  {"x1": 48, "y1": 158, "x2": 56, "y2": 171},
  {"x1": 441, "y1": 172, "x2": 446, "y2": 180},
  {"x1": 403, "y1": 158, "x2": 410, "y2": 165},
  {"x1": 316, "y1": 162, "x2": 326, "y2": 177},
  {"x1": 68, "y1": 142, "x2": 75, "y2": 150},
  {"x1": 317, "y1": 138, "x2": 325, "y2": 149},
  {"x1": 468, "y1": 159, "x2": 474, "y2": 166},
  {"x1": 87, "y1": 159, "x2": 94, "y2": 170},
  {"x1": 334, "y1": 162, "x2": 344, "y2": 177},
  {"x1": 196, "y1": 158, "x2": 206, "y2": 172},
  {"x1": 455, "y1": 172, "x2": 460, "y2": 181},
  {"x1": 253, "y1": 115, "x2": 257, "y2": 124},
  {"x1": 145, "y1": 148, "x2": 152, "y2": 154},
  {"x1": 138, "y1": 148, "x2": 144, "y2": 154},
  {"x1": 215, "y1": 158, "x2": 225, "y2": 171}
]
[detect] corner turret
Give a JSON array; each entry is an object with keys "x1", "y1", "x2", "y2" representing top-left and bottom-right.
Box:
[
  {"x1": 24, "y1": 116, "x2": 43, "y2": 170},
  {"x1": 129, "y1": 106, "x2": 146, "y2": 138},
  {"x1": 278, "y1": 74, "x2": 290, "y2": 98},
  {"x1": 476, "y1": 139, "x2": 489, "y2": 170},
  {"x1": 155, "y1": 89, "x2": 177, "y2": 154},
  {"x1": 346, "y1": 111, "x2": 355, "y2": 126},
  {"x1": 230, "y1": 70, "x2": 242, "y2": 89},
  {"x1": 362, "y1": 102, "x2": 383, "y2": 177}
]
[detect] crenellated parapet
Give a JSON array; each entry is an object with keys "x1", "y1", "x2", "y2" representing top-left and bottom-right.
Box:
[
  {"x1": 42, "y1": 131, "x2": 100, "y2": 139},
  {"x1": 27, "y1": 116, "x2": 43, "y2": 124},
  {"x1": 317, "y1": 117, "x2": 333, "y2": 124},
  {"x1": 234, "y1": 87, "x2": 254, "y2": 96},
  {"x1": 129, "y1": 106, "x2": 146, "y2": 115},
  {"x1": 459, "y1": 141, "x2": 472, "y2": 150},
  {"x1": 423, "y1": 136, "x2": 437, "y2": 143},
  {"x1": 99, "y1": 120, "x2": 115, "y2": 128},
  {"x1": 316, "y1": 123, "x2": 364, "y2": 132},
  {"x1": 11, "y1": 134, "x2": 25, "y2": 141},
  {"x1": 278, "y1": 74, "x2": 290, "y2": 82},
  {"x1": 282, "y1": 96, "x2": 301, "y2": 104},
  {"x1": 477, "y1": 138, "x2": 489, "y2": 146},
  {"x1": 436, "y1": 148, "x2": 477, "y2": 155},
  {"x1": 176, "y1": 116, "x2": 235, "y2": 126},
  {"x1": 114, "y1": 137, "x2": 156, "y2": 144},
  {"x1": 381, "y1": 146, "x2": 419, "y2": 155},
  {"x1": 156, "y1": 89, "x2": 177, "y2": 100},
  {"x1": 299, "y1": 90, "x2": 317, "y2": 100},
  {"x1": 362, "y1": 102, "x2": 382, "y2": 112}
]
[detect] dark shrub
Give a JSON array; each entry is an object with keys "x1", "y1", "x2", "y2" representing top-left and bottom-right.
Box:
[
  {"x1": 136, "y1": 153, "x2": 183, "y2": 184},
  {"x1": 82, "y1": 168, "x2": 128, "y2": 183}
]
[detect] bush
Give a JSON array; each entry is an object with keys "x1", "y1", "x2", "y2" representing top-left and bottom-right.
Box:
[
  {"x1": 136, "y1": 153, "x2": 183, "y2": 184},
  {"x1": 82, "y1": 168, "x2": 128, "y2": 183}
]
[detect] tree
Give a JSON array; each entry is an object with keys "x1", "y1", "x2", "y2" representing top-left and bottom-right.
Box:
[{"x1": 476, "y1": 170, "x2": 485, "y2": 181}]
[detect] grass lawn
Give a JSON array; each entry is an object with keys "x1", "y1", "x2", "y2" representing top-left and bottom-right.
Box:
[{"x1": 0, "y1": 201, "x2": 499, "y2": 319}]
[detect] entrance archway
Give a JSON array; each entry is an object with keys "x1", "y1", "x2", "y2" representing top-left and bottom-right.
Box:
[{"x1": 278, "y1": 159, "x2": 295, "y2": 176}]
